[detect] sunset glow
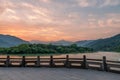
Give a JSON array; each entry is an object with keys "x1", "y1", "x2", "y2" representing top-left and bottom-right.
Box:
[{"x1": 0, "y1": 0, "x2": 120, "y2": 41}]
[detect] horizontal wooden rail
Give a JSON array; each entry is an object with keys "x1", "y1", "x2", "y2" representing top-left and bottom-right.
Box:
[
  {"x1": 87, "y1": 59, "x2": 102, "y2": 61},
  {"x1": 0, "y1": 55, "x2": 119, "y2": 74}
]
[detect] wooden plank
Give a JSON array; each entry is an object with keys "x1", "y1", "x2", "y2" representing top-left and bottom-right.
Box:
[
  {"x1": 107, "y1": 60, "x2": 120, "y2": 63},
  {"x1": 107, "y1": 64, "x2": 120, "y2": 68},
  {"x1": 53, "y1": 58, "x2": 66, "y2": 59},
  {"x1": 87, "y1": 61, "x2": 102, "y2": 65},
  {"x1": 69, "y1": 58, "x2": 83, "y2": 60},
  {"x1": 87, "y1": 59, "x2": 102, "y2": 61},
  {"x1": 69, "y1": 61, "x2": 83, "y2": 63},
  {"x1": 53, "y1": 60, "x2": 65, "y2": 63}
]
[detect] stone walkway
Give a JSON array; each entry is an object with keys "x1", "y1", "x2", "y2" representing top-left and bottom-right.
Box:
[{"x1": 0, "y1": 68, "x2": 119, "y2": 80}]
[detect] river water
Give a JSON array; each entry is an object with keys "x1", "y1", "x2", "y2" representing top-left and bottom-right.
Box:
[
  {"x1": 53, "y1": 52, "x2": 120, "y2": 61},
  {"x1": 0, "y1": 52, "x2": 120, "y2": 61}
]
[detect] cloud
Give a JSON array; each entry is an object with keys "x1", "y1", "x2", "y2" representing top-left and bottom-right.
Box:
[
  {"x1": 0, "y1": 8, "x2": 20, "y2": 23},
  {"x1": 106, "y1": 14, "x2": 120, "y2": 27},
  {"x1": 76, "y1": 0, "x2": 120, "y2": 7},
  {"x1": 100, "y1": 0, "x2": 120, "y2": 7},
  {"x1": 77, "y1": 0, "x2": 97, "y2": 7},
  {"x1": 40, "y1": 0, "x2": 50, "y2": 3},
  {"x1": 0, "y1": 1, "x2": 53, "y2": 25},
  {"x1": 0, "y1": 23, "x2": 68, "y2": 41},
  {"x1": 0, "y1": 0, "x2": 7, "y2": 15},
  {"x1": 0, "y1": 0, "x2": 120, "y2": 41},
  {"x1": 87, "y1": 13, "x2": 120, "y2": 28}
]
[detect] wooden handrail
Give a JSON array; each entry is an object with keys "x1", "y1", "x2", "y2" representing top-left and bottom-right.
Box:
[{"x1": 0, "y1": 55, "x2": 119, "y2": 74}]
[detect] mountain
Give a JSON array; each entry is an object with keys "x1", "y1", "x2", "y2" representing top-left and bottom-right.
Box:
[
  {"x1": 0, "y1": 34, "x2": 29, "y2": 47},
  {"x1": 30, "y1": 40, "x2": 49, "y2": 44},
  {"x1": 0, "y1": 34, "x2": 120, "y2": 51},
  {"x1": 50, "y1": 40, "x2": 74, "y2": 46},
  {"x1": 30, "y1": 40, "x2": 74, "y2": 46},
  {"x1": 75, "y1": 40, "x2": 94, "y2": 47},
  {"x1": 31, "y1": 34, "x2": 120, "y2": 51},
  {"x1": 76, "y1": 34, "x2": 120, "y2": 51}
]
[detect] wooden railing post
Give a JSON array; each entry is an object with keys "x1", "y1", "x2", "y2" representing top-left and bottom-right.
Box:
[
  {"x1": 22, "y1": 56, "x2": 25, "y2": 67},
  {"x1": 65, "y1": 55, "x2": 70, "y2": 67},
  {"x1": 6, "y1": 55, "x2": 10, "y2": 67},
  {"x1": 103, "y1": 56, "x2": 108, "y2": 71},
  {"x1": 50, "y1": 55, "x2": 54, "y2": 67},
  {"x1": 36, "y1": 56, "x2": 40, "y2": 67},
  {"x1": 82, "y1": 55, "x2": 87, "y2": 69}
]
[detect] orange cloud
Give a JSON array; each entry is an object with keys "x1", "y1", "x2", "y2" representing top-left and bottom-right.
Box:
[
  {"x1": 0, "y1": 0, "x2": 120, "y2": 42},
  {"x1": 0, "y1": 23, "x2": 72, "y2": 41}
]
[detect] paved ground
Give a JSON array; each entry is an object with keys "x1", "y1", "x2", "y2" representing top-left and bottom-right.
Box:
[{"x1": 0, "y1": 68, "x2": 119, "y2": 80}]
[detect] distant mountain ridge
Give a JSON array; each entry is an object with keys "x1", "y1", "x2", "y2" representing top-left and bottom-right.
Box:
[
  {"x1": 75, "y1": 40, "x2": 95, "y2": 47},
  {"x1": 30, "y1": 40, "x2": 73, "y2": 46},
  {"x1": 30, "y1": 34, "x2": 120, "y2": 51},
  {"x1": 30, "y1": 40, "x2": 49, "y2": 44},
  {"x1": 0, "y1": 34, "x2": 29, "y2": 47},
  {"x1": 76, "y1": 34, "x2": 120, "y2": 51},
  {"x1": 0, "y1": 34, "x2": 120, "y2": 52},
  {"x1": 50, "y1": 40, "x2": 74, "y2": 46}
]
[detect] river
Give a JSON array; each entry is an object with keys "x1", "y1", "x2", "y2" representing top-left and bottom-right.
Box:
[
  {"x1": 0, "y1": 52, "x2": 120, "y2": 61},
  {"x1": 53, "y1": 52, "x2": 120, "y2": 61}
]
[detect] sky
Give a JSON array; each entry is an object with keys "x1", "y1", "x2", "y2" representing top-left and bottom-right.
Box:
[{"x1": 0, "y1": 0, "x2": 120, "y2": 41}]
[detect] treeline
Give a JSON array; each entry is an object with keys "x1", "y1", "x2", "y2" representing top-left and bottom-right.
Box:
[
  {"x1": 110, "y1": 45, "x2": 120, "y2": 52},
  {"x1": 0, "y1": 44, "x2": 94, "y2": 54},
  {"x1": 88, "y1": 34, "x2": 120, "y2": 52},
  {"x1": 91, "y1": 40, "x2": 120, "y2": 52}
]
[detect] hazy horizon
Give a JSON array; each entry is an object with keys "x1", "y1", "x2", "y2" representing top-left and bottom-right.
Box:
[
  {"x1": 0, "y1": 33, "x2": 119, "y2": 42},
  {"x1": 0, "y1": 0, "x2": 120, "y2": 41}
]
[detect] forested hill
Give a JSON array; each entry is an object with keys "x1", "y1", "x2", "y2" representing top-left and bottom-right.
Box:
[
  {"x1": 0, "y1": 44, "x2": 93, "y2": 54},
  {"x1": 0, "y1": 34, "x2": 120, "y2": 53},
  {"x1": 77, "y1": 34, "x2": 120, "y2": 52},
  {"x1": 0, "y1": 34, "x2": 29, "y2": 47}
]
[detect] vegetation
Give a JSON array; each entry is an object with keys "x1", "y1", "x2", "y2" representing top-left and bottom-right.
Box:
[
  {"x1": 0, "y1": 44, "x2": 94, "y2": 55},
  {"x1": 111, "y1": 46, "x2": 120, "y2": 52},
  {"x1": 87, "y1": 34, "x2": 120, "y2": 52}
]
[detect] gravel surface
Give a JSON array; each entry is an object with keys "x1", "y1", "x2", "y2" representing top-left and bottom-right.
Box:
[{"x1": 0, "y1": 68, "x2": 119, "y2": 80}]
